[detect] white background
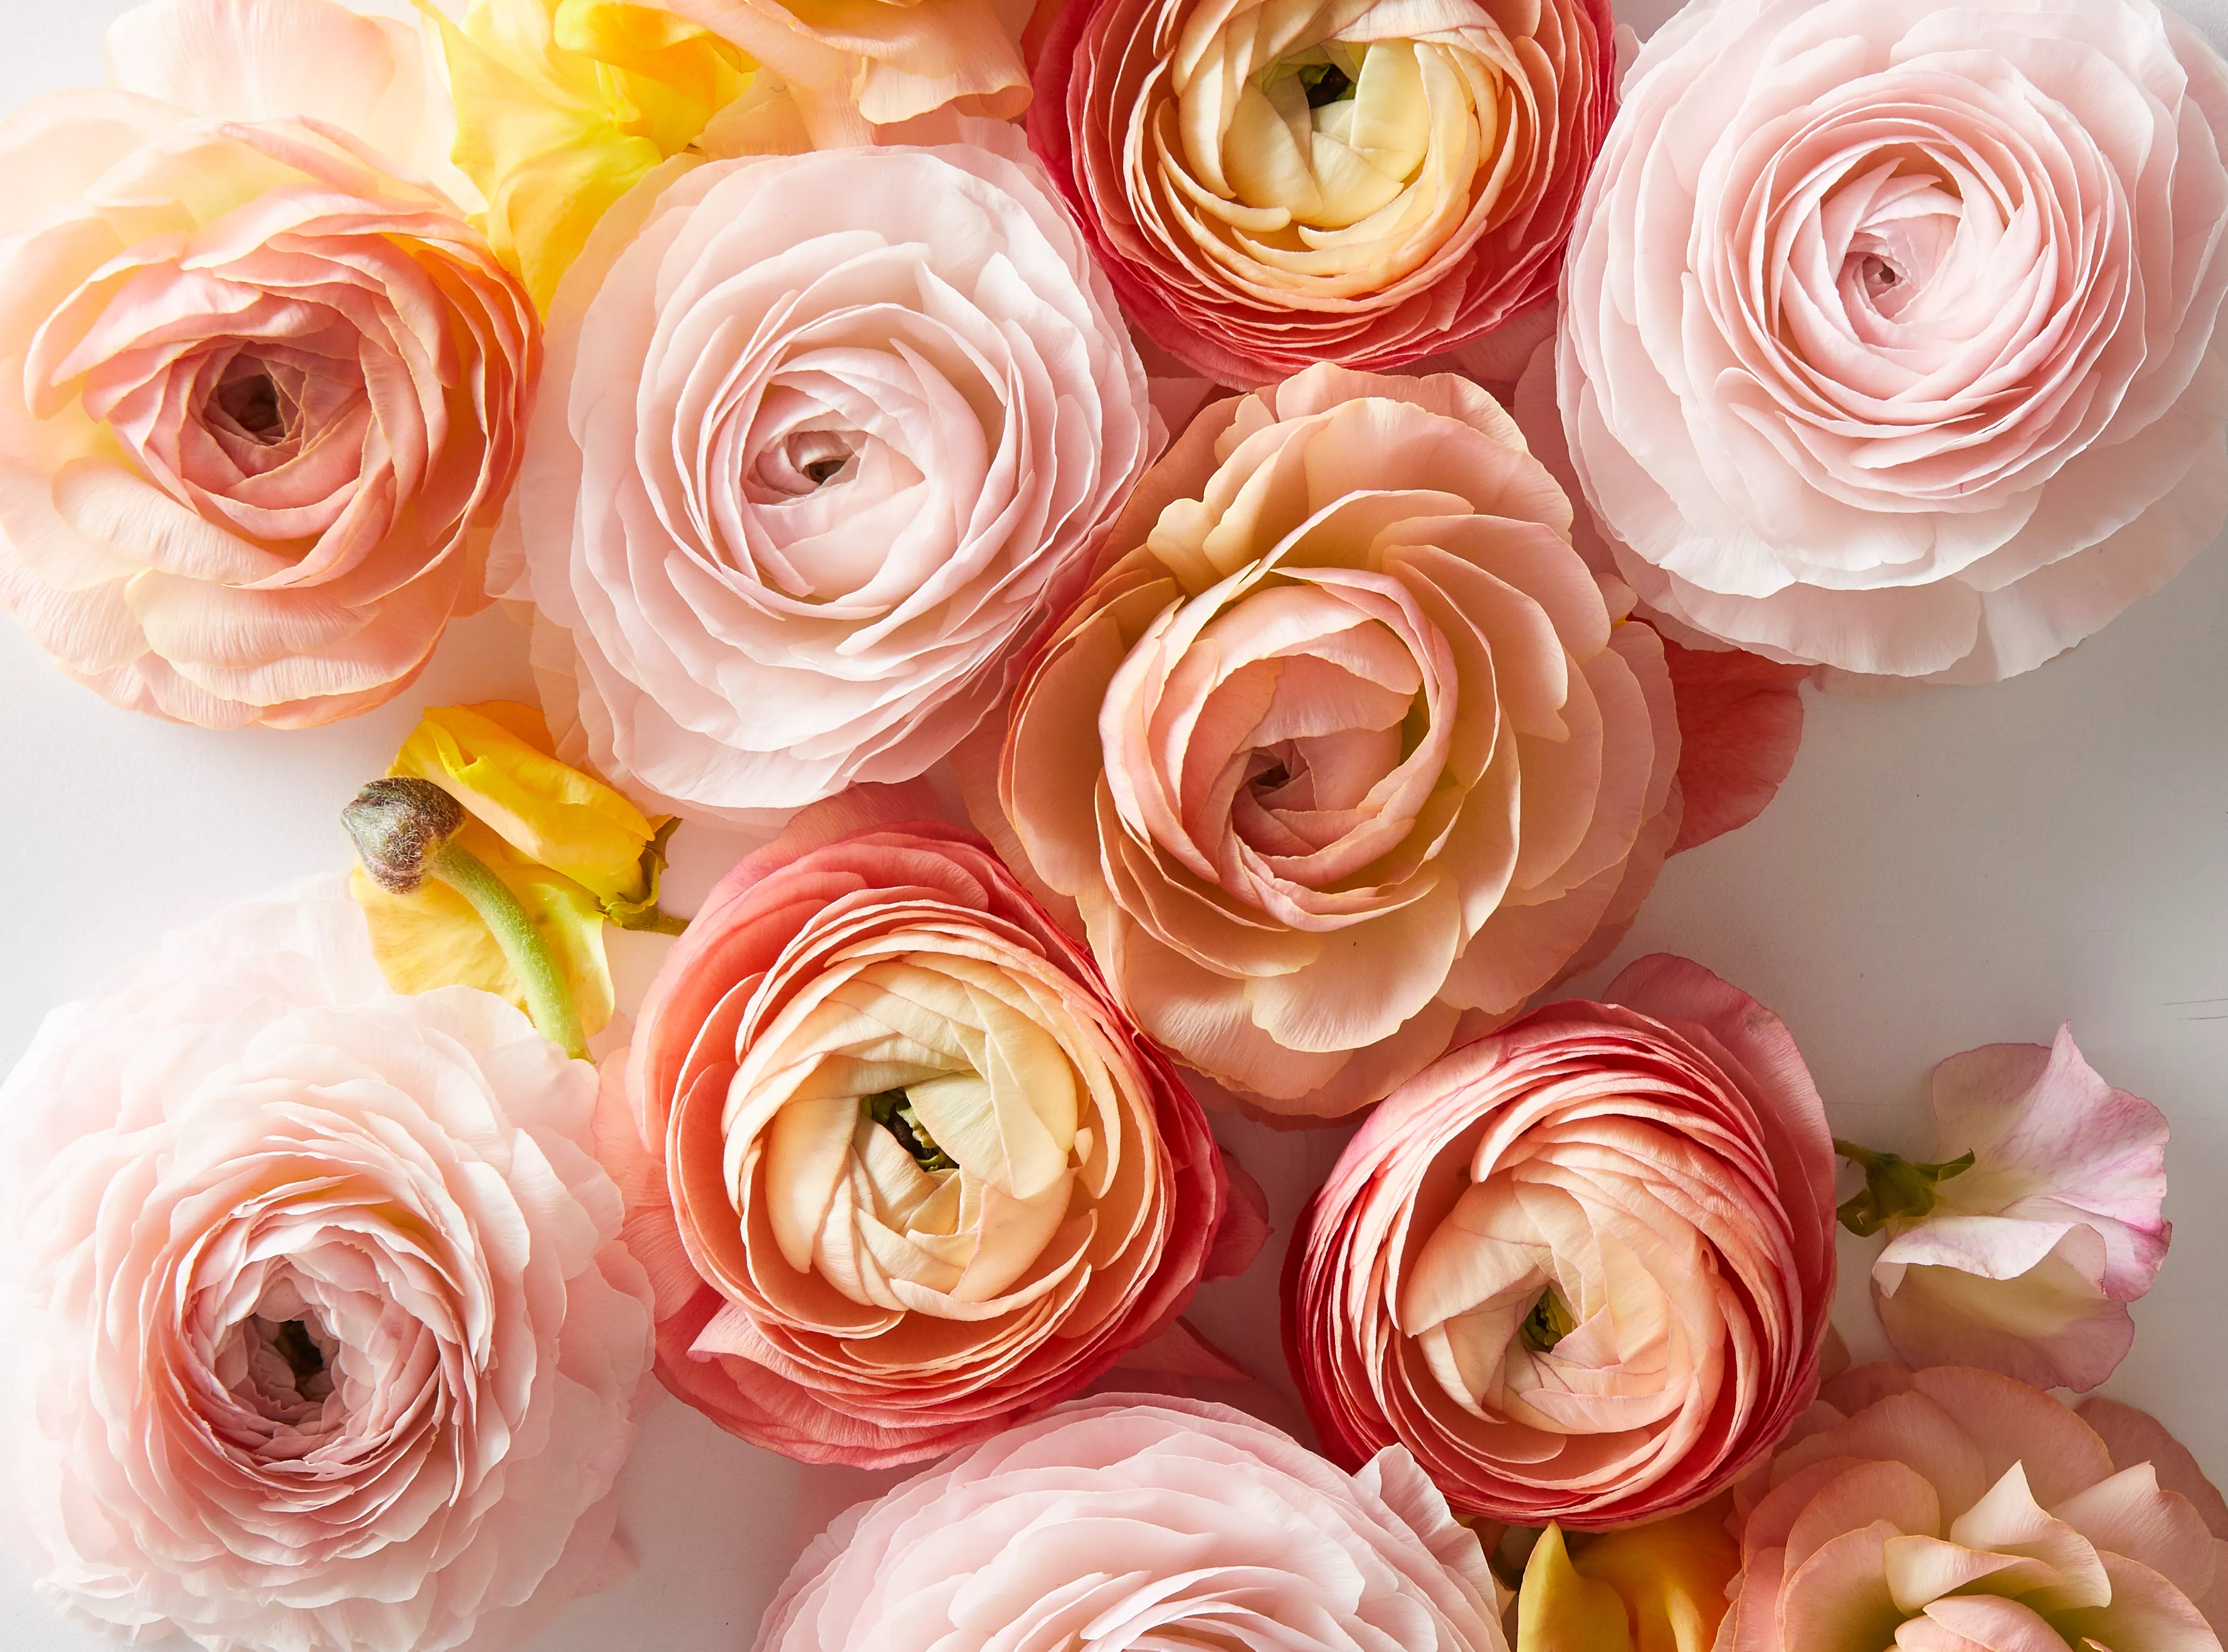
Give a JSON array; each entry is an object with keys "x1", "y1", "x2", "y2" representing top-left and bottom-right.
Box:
[{"x1": 1, "y1": 1, "x2": 2224, "y2": 1648}]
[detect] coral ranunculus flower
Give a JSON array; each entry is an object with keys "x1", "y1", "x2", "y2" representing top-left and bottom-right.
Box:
[
  {"x1": 1721, "y1": 1364, "x2": 2228, "y2": 1650},
  {"x1": 0, "y1": 0, "x2": 537, "y2": 729},
  {"x1": 495, "y1": 122, "x2": 1153, "y2": 823},
  {"x1": 1558, "y1": 0, "x2": 2228, "y2": 684},
  {"x1": 1286, "y1": 955, "x2": 1838, "y2": 1527},
  {"x1": 1027, "y1": 0, "x2": 1617, "y2": 382},
  {"x1": 753, "y1": 1396, "x2": 1513, "y2": 1652},
  {"x1": 975, "y1": 366, "x2": 1681, "y2": 1118},
  {"x1": 0, "y1": 882, "x2": 654, "y2": 1652},
  {"x1": 603, "y1": 786, "x2": 1232, "y2": 1466}
]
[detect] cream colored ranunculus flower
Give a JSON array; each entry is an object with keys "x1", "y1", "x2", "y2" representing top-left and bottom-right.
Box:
[{"x1": 1030, "y1": 0, "x2": 1616, "y2": 381}]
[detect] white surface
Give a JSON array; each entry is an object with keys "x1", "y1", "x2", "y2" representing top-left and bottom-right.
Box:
[{"x1": 0, "y1": 1, "x2": 2224, "y2": 1648}]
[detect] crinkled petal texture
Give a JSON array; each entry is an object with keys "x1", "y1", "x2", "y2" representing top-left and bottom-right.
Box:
[
  {"x1": 663, "y1": 0, "x2": 1029, "y2": 133},
  {"x1": 0, "y1": 880, "x2": 654, "y2": 1652},
  {"x1": 978, "y1": 364, "x2": 1682, "y2": 1119},
  {"x1": 1559, "y1": 0, "x2": 2228, "y2": 685},
  {"x1": 1872, "y1": 1026, "x2": 2172, "y2": 1393},
  {"x1": 1719, "y1": 1363, "x2": 2228, "y2": 1651},
  {"x1": 751, "y1": 1396, "x2": 1512, "y2": 1652},
  {"x1": 0, "y1": 1, "x2": 536, "y2": 729},
  {"x1": 1028, "y1": 0, "x2": 1615, "y2": 383},
  {"x1": 611, "y1": 787, "x2": 1228, "y2": 1466},
  {"x1": 1286, "y1": 954, "x2": 1837, "y2": 1527},
  {"x1": 493, "y1": 122, "x2": 1154, "y2": 823}
]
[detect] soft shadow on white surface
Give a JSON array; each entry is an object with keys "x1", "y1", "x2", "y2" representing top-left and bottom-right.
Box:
[{"x1": 1, "y1": 1, "x2": 2226, "y2": 1649}]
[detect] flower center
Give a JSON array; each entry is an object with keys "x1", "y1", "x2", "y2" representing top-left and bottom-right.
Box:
[
  {"x1": 1519, "y1": 1284, "x2": 1578, "y2": 1352},
  {"x1": 754, "y1": 429, "x2": 861, "y2": 498},
  {"x1": 208, "y1": 360, "x2": 297, "y2": 446},
  {"x1": 862, "y1": 1088, "x2": 958, "y2": 1172},
  {"x1": 1299, "y1": 60, "x2": 1354, "y2": 109}
]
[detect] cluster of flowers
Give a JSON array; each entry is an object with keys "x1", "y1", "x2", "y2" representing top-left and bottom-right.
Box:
[{"x1": 0, "y1": 0, "x2": 2223, "y2": 1648}]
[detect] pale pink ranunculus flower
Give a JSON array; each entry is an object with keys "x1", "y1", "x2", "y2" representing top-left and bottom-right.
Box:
[
  {"x1": 1558, "y1": 0, "x2": 2228, "y2": 685},
  {"x1": 602, "y1": 785, "x2": 1234, "y2": 1467},
  {"x1": 1286, "y1": 954, "x2": 1838, "y2": 1528},
  {"x1": 0, "y1": 0, "x2": 535, "y2": 728},
  {"x1": 0, "y1": 881, "x2": 654, "y2": 1652},
  {"x1": 1868, "y1": 1026, "x2": 2172, "y2": 1394},
  {"x1": 1026, "y1": 0, "x2": 1618, "y2": 384},
  {"x1": 494, "y1": 120, "x2": 1153, "y2": 823},
  {"x1": 752, "y1": 1395, "x2": 1512, "y2": 1652},
  {"x1": 1721, "y1": 1363, "x2": 2228, "y2": 1649},
  {"x1": 972, "y1": 364, "x2": 1684, "y2": 1120}
]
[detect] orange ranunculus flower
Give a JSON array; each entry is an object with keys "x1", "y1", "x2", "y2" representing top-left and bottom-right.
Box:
[
  {"x1": 972, "y1": 364, "x2": 1681, "y2": 1118},
  {"x1": 1027, "y1": 0, "x2": 1617, "y2": 383}
]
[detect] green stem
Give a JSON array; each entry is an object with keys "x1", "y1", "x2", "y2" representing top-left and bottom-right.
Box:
[
  {"x1": 428, "y1": 839, "x2": 586, "y2": 1059},
  {"x1": 611, "y1": 905, "x2": 690, "y2": 936}
]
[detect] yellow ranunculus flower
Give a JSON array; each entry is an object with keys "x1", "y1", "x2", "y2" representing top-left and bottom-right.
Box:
[
  {"x1": 1516, "y1": 1505, "x2": 1738, "y2": 1652},
  {"x1": 427, "y1": 0, "x2": 756, "y2": 310},
  {"x1": 351, "y1": 700, "x2": 674, "y2": 1036}
]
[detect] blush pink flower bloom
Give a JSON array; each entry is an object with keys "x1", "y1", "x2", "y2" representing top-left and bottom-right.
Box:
[
  {"x1": 1027, "y1": 0, "x2": 1617, "y2": 384},
  {"x1": 1719, "y1": 1363, "x2": 2228, "y2": 1649},
  {"x1": 602, "y1": 786, "x2": 1233, "y2": 1467},
  {"x1": 1286, "y1": 954, "x2": 1837, "y2": 1527},
  {"x1": 752, "y1": 1396, "x2": 1512, "y2": 1652},
  {"x1": 1558, "y1": 0, "x2": 2228, "y2": 685},
  {"x1": 0, "y1": 881, "x2": 654, "y2": 1652},
  {"x1": 492, "y1": 120, "x2": 1153, "y2": 823},
  {"x1": 0, "y1": 0, "x2": 535, "y2": 727},
  {"x1": 1866, "y1": 1027, "x2": 2172, "y2": 1394},
  {"x1": 972, "y1": 365, "x2": 1684, "y2": 1120}
]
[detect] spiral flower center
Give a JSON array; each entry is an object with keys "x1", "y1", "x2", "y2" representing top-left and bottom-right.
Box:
[
  {"x1": 1215, "y1": 41, "x2": 1440, "y2": 233},
  {"x1": 754, "y1": 428, "x2": 862, "y2": 497},
  {"x1": 222, "y1": 1275, "x2": 341, "y2": 1427},
  {"x1": 209, "y1": 360, "x2": 298, "y2": 446}
]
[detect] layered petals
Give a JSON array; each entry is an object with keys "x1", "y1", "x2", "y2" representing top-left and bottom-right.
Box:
[
  {"x1": 1028, "y1": 0, "x2": 1616, "y2": 381},
  {"x1": 1286, "y1": 954, "x2": 1837, "y2": 1525},
  {"x1": 0, "y1": 0, "x2": 536, "y2": 728},
  {"x1": 0, "y1": 881, "x2": 654, "y2": 1652},
  {"x1": 1719, "y1": 1364, "x2": 2228, "y2": 1651},
  {"x1": 610, "y1": 786, "x2": 1230, "y2": 1465},
  {"x1": 751, "y1": 1396, "x2": 1511, "y2": 1652},
  {"x1": 494, "y1": 122, "x2": 1153, "y2": 821},
  {"x1": 1558, "y1": 0, "x2": 2228, "y2": 683},
  {"x1": 976, "y1": 364, "x2": 1682, "y2": 1118},
  {"x1": 1871, "y1": 1028, "x2": 2172, "y2": 1392}
]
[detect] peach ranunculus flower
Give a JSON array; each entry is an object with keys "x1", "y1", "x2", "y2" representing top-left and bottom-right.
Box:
[
  {"x1": 1849, "y1": 1026, "x2": 2172, "y2": 1395},
  {"x1": 494, "y1": 120, "x2": 1153, "y2": 823},
  {"x1": 0, "y1": 0, "x2": 536, "y2": 728},
  {"x1": 0, "y1": 881, "x2": 654, "y2": 1652},
  {"x1": 1286, "y1": 955, "x2": 1838, "y2": 1527},
  {"x1": 600, "y1": 786, "x2": 1235, "y2": 1466},
  {"x1": 752, "y1": 1396, "x2": 1513, "y2": 1652},
  {"x1": 1026, "y1": 0, "x2": 1617, "y2": 383},
  {"x1": 1720, "y1": 1363, "x2": 2228, "y2": 1649},
  {"x1": 1557, "y1": 0, "x2": 2228, "y2": 685},
  {"x1": 971, "y1": 364, "x2": 1682, "y2": 1119}
]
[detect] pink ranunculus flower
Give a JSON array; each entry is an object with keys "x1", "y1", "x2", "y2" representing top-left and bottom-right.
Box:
[
  {"x1": 1721, "y1": 1363, "x2": 2228, "y2": 1649},
  {"x1": 0, "y1": 0, "x2": 535, "y2": 728},
  {"x1": 752, "y1": 1395, "x2": 1512, "y2": 1652},
  {"x1": 493, "y1": 119, "x2": 1153, "y2": 824},
  {"x1": 1867, "y1": 1026, "x2": 2172, "y2": 1394},
  {"x1": 0, "y1": 880, "x2": 654, "y2": 1652},
  {"x1": 972, "y1": 365, "x2": 1684, "y2": 1120},
  {"x1": 1286, "y1": 955, "x2": 1838, "y2": 1528},
  {"x1": 1558, "y1": 0, "x2": 2228, "y2": 685},
  {"x1": 1027, "y1": 0, "x2": 1617, "y2": 384},
  {"x1": 603, "y1": 786, "x2": 1233, "y2": 1466}
]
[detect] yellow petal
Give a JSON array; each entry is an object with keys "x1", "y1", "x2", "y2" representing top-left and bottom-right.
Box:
[
  {"x1": 1549, "y1": 1503, "x2": 1741, "y2": 1652},
  {"x1": 426, "y1": 0, "x2": 754, "y2": 310},
  {"x1": 1519, "y1": 1525, "x2": 1634, "y2": 1652},
  {"x1": 391, "y1": 701, "x2": 659, "y2": 905},
  {"x1": 349, "y1": 823, "x2": 616, "y2": 1035}
]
